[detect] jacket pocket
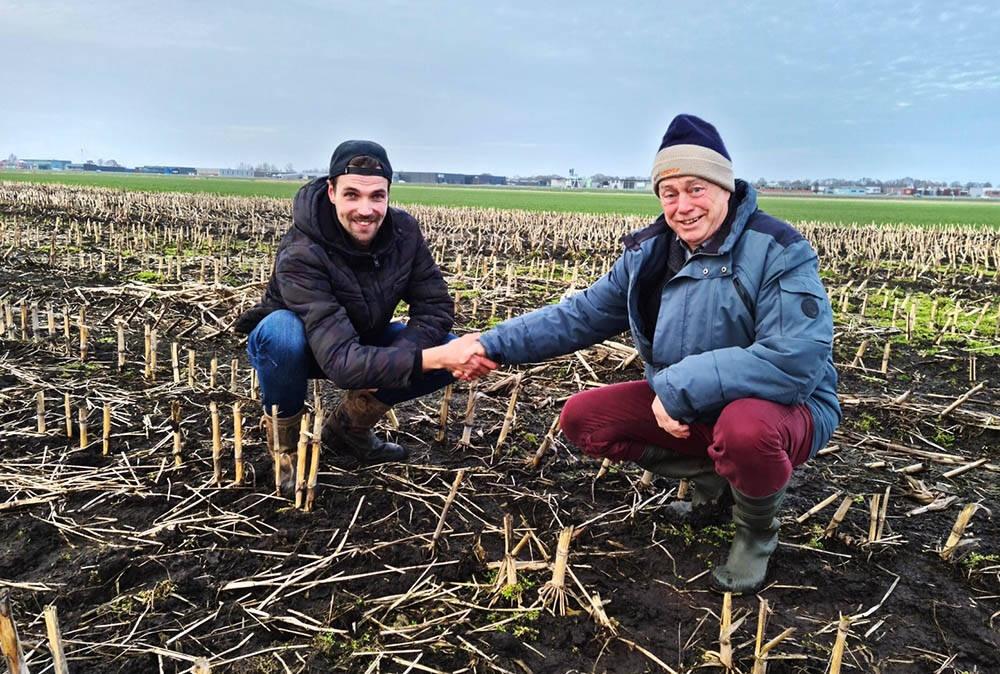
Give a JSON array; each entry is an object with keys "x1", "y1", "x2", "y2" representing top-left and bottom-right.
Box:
[
  {"x1": 777, "y1": 274, "x2": 827, "y2": 298},
  {"x1": 777, "y1": 274, "x2": 830, "y2": 337}
]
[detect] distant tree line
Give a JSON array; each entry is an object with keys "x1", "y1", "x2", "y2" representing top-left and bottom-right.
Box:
[{"x1": 754, "y1": 177, "x2": 992, "y2": 189}]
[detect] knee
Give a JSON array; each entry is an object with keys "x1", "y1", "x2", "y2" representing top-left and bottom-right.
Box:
[
  {"x1": 712, "y1": 399, "x2": 780, "y2": 465},
  {"x1": 559, "y1": 389, "x2": 603, "y2": 446},
  {"x1": 559, "y1": 391, "x2": 594, "y2": 447},
  {"x1": 249, "y1": 310, "x2": 308, "y2": 363}
]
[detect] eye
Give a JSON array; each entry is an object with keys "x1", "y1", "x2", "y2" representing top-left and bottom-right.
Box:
[{"x1": 690, "y1": 185, "x2": 705, "y2": 195}]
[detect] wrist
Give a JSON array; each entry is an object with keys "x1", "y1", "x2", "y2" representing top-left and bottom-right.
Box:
[{"x1": 422, "y1": 346, "x2": 442, "y2": 372}]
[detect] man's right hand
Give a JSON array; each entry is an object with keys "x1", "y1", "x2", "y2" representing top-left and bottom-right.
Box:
[
  {"x1": 423, "y1": 333, "x2": 498, "y2": 381},
  {"x1": 652, "y1": 394, "x2": 690, "y2": 438}
]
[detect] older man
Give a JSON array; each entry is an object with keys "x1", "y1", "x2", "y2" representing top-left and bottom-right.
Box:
[
  {"x1": 237, "y1": 140, "x2": 492, "y2": 496},
  {"x1": 451, "y1": 115, "x2": 840, "y2": 593}
]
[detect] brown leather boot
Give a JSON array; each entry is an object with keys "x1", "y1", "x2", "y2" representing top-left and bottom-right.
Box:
[
  {"x1": 322, "y1": 390, "x2": 408, "y2": 464},
  {"x1": 261, "y1": 409, "x2": 303, "y2": 497}
]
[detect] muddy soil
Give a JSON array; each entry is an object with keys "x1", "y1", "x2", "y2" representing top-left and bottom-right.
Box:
[{"x1": 1, "y1": 200, "x2": 998, "y2": 673}]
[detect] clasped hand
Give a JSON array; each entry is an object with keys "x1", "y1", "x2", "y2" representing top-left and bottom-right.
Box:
[
  {"x1": 425, "y1": 333, "x2": 498, "y2": 381},
  {"x1": 651, "y1": 395, "x2": 689, "y2": 438}
]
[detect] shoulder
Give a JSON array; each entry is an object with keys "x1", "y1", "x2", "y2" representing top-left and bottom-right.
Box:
[
  {"x1": 388, "y1": 206, "x2": 420, "y2": 232},
  {"x1": 737, "y1": 211, "x2": 817, "y2": 281},
  {"x1": 621, "y1": 215, "x2": 668, "y2": 252},
  {"x1": 277, "y1": 230, "x2": 327, "y2": 268},
  {"x1": 743, "y1": 210, "x2": 805, "y2": 249}
]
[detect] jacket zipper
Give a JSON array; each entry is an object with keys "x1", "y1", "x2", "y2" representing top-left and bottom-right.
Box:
[
  {"x1": 732, "y1": 275, "x2": 754, "y2": 317},
  {"x1": 370, "y1": 254, "x2": 385, "y2": 330}
]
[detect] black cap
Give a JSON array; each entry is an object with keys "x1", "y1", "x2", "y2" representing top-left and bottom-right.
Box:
[{"x1": 328, "y1": 140, "x2": 393, "y2": 183}]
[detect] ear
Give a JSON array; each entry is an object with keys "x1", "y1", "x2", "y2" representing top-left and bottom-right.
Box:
[{"x1": 326, "y1": 180, "x2": 337, "y2": 201}]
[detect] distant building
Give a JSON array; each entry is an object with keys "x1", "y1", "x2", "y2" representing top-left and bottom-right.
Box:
[
  {"x1": 935, "y1": 187, "x2": 967, "y2": 197},
  {"x1": 396, "y1": 171, "x2": 438, "y2": 184},
  {"x1": 197, "y1": 168, "x2": 221, "y2": 177},
  {"x1": 831, "y1": 186, "x2": 867, "y2": 195},
  {"x1": 471, "y1": 173, "x2": 506, "y2": 186},
  {"x1": 622, "y1": 177, "x2": 648, "y2": 191},
  {"x1": 220, "y1": 168, "x2": 254, "y2": 178},
  {"x1": 20, "y1": 159, "x2": 72, "y2": 170},
  {"x1": 137, "y1": 165, "x2": 197, "y2": 175},
  {"x1": 508, "y1": 177, "x2": 549, "y2": 187},
  {"x1": 82, "y1": 162, "x2": 132, "y2": 173},
  {"x1": 396, "y1": 171, "x2": 507, "y2": 186}
]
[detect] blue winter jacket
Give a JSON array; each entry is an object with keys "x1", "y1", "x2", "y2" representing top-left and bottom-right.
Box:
[{"x1": 478, "y1": 181, "x2": 840, "y2": 457}]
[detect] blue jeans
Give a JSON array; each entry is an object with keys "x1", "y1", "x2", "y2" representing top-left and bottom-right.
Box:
[{"x1": 247, "y1": 309, "x2": 455, "y2": 416}]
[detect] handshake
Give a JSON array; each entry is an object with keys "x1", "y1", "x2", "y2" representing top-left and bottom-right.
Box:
[{"x1": 424, "y1": 333, "x2": 498, "y2": 381}]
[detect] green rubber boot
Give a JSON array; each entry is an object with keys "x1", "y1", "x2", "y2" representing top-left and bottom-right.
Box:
[
  {"x1": 637, "y1": 445, "x2": 731, "y2": 511},
  {"x1": 710, "y1": 487, "x2": 787, "y2": 595}
]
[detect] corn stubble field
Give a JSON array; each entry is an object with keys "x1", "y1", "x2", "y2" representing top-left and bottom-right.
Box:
[{"x1": 0, "y1": 181, "x2": 998, "y2": 673}]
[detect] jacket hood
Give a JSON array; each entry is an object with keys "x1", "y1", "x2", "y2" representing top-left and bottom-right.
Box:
[
  {"x1": 716, "y1": 180, "x2": 758, "y2": 255},
  {"x1": 292, "y1": 177, "x2": 396, "y2": 256}
]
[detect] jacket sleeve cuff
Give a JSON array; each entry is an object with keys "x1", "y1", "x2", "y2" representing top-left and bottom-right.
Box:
[
  {"x1": 478, "y1": 331, "x2": 505, "y2": 364},
  {"x1": 409, "y1": 347, "x2": 424, "y2": 387},
  {"x1": 652, "y1": 369, "x2": 693, "y2": 423}
]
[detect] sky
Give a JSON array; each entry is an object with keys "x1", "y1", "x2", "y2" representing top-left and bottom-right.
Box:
[{"x1": 2, "y1": 0, "x2": 999, "y2": 182}]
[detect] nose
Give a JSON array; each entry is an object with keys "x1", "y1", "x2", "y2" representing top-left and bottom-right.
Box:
[
  {"x1": 357, "y1": 199, "x2": 374, "y2": 216},
  {"x1": 676, "y1": 191, "x2": 693, "y2": 213}
]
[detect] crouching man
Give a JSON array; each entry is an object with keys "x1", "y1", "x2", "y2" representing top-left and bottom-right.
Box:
[
  {"x1": 236, "y1": 140, "x2": 494, "y2": 495},
  {"x1": 445, "y1": 115, "x2": 841, "y2": 593}
]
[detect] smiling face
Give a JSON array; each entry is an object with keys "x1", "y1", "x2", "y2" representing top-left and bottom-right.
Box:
[
  {"x1": 657, "y1": 176, "x2": 730, "y2": 250},
  {"x1": 327, "y1": 174, "x2": 389, "y2": 248}
]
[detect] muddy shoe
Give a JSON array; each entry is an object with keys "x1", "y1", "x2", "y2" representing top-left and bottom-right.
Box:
[
  {"x1": 710, "y1": 487, "x2": 786, "y2": 595},
  {"x1": 665, "y1": 489, "x2": 734, "y2": 527},
  {"x1": 260, "y1": 409, "x2": 303, "y2": 498},
  {"x1": 638, "y1": 445, "x2": 731, "y2": 522},
  {"x1": 322, "y1": 390, "x2": 408, "y2": 464}
]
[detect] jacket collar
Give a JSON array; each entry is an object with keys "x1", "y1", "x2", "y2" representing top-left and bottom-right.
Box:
[
  {"x1": 293, "y1": 176, "x2": 396, "y2": 258},
  {"x1": 716, "y1": 180, "x2": 757, "y2": 255}
]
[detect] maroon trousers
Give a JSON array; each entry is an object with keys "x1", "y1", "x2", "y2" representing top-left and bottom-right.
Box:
[{"x1": 559, "y1": 381, "x2": 814, "y2": 497}]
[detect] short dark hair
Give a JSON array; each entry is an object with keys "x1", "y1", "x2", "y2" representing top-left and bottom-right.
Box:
[{"x1": 329, "y1": 156, "x2": 387, "y2": 190}]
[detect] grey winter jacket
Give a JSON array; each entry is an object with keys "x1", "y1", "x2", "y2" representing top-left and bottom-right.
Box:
[{"x1": 479, "y1": 181, "x2": 840, "y2": 456}]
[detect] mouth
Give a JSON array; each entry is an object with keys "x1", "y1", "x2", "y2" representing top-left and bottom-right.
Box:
[{"x1": 677, "y1": 215, "x2": 703, "y2": 226}]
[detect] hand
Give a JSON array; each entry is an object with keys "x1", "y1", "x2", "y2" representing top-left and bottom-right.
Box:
[
  {"x1": 651, "y1": 395, "x2": 689, "y2": 438},
  {"x1": 425, "y1": 333, "x2": 498, "y2": 381}
]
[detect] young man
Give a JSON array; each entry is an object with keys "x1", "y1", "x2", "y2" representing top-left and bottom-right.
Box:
[
  {"x1": 237, "y1": 140, "x2": 493, "y2": 495},
  {"x1": 446, "y1": 115, "x2": 841, "y2": 593}
]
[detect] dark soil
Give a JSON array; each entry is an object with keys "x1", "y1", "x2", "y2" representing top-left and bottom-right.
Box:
[{"x1": 0, "y1": 190, "x2": 998, "y2": 673}]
